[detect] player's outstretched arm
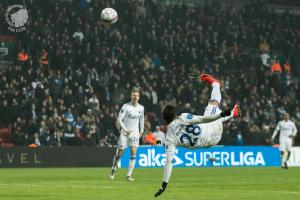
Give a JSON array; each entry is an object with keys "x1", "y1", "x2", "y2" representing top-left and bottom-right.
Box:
[
  {"x1": 180, "y1": 109, "x2": 232, "y2": 125},
  {"x1": 179, "y1": 105, "x2": 240, "y2": 125}
]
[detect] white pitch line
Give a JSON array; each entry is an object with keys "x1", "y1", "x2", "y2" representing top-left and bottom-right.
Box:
[
  {"x1": 0, "y1": 183, "x2": 117, "y2": 189},
  {"x1": 219, "y1": 189, "x2": 300, "y2": 194},
  {"x1": 0, "y1": 183, "x2": 299, "y2": 194}
]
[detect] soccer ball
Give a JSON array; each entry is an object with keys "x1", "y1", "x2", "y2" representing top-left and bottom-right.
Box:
[{"x1": 101, "y1": 8, "x2": 118, "y2": 24}]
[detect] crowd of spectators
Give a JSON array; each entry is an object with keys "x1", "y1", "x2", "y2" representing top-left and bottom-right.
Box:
[{"x1": 0, "y1": 0, "x2": 299, "y2": 146}]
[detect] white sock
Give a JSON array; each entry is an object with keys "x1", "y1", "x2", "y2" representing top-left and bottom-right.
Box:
[
  {"x1": 163, "y1": 145, "x2": 175, "y2": 183},
  {"x1": 210, "y1": 82, "x2": 221, "y2": 104},
  {"x1": 163, "y1": 156, "x2": 173, "y2": 183},
  {"x1": 127, "y1": 156, "x2": 136, "y2": 177}
]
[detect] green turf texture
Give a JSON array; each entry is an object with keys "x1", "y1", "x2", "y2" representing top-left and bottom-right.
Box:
[{"x1": 0, "y1": 167, "x2": 299, "y2": 200}]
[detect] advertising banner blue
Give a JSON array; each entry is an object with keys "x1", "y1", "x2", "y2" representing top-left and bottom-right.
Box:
[{"x1": 120, "y1": 146, "x2": 280, "y2": 168}]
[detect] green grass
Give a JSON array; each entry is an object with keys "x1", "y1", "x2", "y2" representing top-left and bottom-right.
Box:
[{"x1": 0, "y1": 167, "x2": 300, "y2": 200}]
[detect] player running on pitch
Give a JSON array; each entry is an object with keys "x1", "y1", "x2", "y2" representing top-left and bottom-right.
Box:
[
  {"x1": 110, "y1": 87, "x2": 144, "y2": 181},
  {"x1": 154, "y1": 74, "x2": 240, "y2": 197},
  {"x1": 271, "y1": 113, "x2": 297, "y2": 169}
]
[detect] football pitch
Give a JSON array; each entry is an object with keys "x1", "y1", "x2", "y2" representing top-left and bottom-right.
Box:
[{"x1": 0, "y1": 167, "x2": 300, "y2": 200}]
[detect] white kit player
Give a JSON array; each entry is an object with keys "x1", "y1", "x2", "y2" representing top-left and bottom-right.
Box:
[
  {"x1": 154, "y1": 74, "x2": 240, "y2": 197},
  {"x1": 271, "y1": 113, "x2": 297, "y2": 169},
  {"x1": 110, "y1": 88, "x2": 144, "y2": 181}
]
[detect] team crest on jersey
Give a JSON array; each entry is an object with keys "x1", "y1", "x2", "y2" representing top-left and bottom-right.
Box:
[
  {"x1": 128, "y1": 113, "x2": 140, "y2": 119},
  {"x1": 186, "y1": 114, "x2": 193, "y2": 119}
]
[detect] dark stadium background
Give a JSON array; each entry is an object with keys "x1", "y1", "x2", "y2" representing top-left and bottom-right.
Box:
[{"x1": 0, "y1": 0, "x2": 299, "y2": 148}]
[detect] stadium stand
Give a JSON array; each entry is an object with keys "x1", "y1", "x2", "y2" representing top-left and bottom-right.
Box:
[{"x1": 0, "y1": 0, "x2": 299, "y2": 146}]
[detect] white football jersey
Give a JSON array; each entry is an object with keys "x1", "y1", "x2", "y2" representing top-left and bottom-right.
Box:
[
  {"x1": 272, "y1": 120, "x2": 297, "y2": 141},
  {"x1": 165, "y1": 113, "x2": 223, "y2": 148},
  {"x1": 118, "y1": 102, "x2": 144, "y2": 137}
]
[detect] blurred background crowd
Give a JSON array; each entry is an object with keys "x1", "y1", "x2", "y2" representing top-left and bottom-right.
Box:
[{"x1": 0, "y1": 0, "x2": 299, "y2": 147}]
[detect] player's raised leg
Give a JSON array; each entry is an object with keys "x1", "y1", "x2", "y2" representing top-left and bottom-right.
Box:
[
  {"x1": 200, "y1": 74, "x2": 240, "y2": 120},
  {"x1": 200, "y1": 74, "x2": 222, "y2": 115}
]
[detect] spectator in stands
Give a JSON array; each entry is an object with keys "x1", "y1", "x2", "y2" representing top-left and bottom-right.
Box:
[
  {"x1": 0, "y1": 100, "x2": 11, "y2": 125},
  {"x1": 259, "y1": 39, "x2": 270, "y2": 53},
  {"x1": 12, "y1": 118, "x2": 26, "y2": 145},
  {"x1": 40, "y1": 128, "x2": 57, "y2": 146},
  {"x1": 63, "y1": 124, "x2": 75, "y2": 145},
  {"x1": 283, "y1": 60, "x2": 291, "y2": 74},
  {"x1": 235, "y1": 132, "x2": 244, "y2": 146},
  {"x1": 103, "y1": 130, "x2": 118, "y2": 147},
  {"x1": 153, "y1": 126, "x2": 165, "y2": 145},
  {"x1": 84, "y1": 133, "x2": 96, "y2": 146},
  {"x1": 72, "y1": 116, "x2": 84, "y2": 130},
  {"x1": 88, "y1": 93, "x2": 100, "y2": 114},
  {"x1": 71, "y1": 127, "x2": 84, "y2": 146},
  {"x1": 31, "y1": 132, "x2": 41, "y2": 147},
  {"x1": 72, "y1": 28, "x2": 84, "y2": 43},
  {"x1": 17, "y1": 48, "x2": 29, "y2": 67},
  {"x1": 53, "y1": 129, "x2": 63, "y2": 147},
  {"x1": 39, "y1": 49, "x2": 49, "y2": 67},
  {"x1": 63, "y1": 108, "x2": 76, "y2": 125},
  {"x1": 83, "y1": 121, "x2": 100, "y2": 145},
  {"x1": 38, "y1": 120, "x2": 47, "y2": 136},
  {"x1": 271, "y1": 60, "x2": 282, "y2": 74},
  {"x1": 144, "y1": 131, "x2": 157, "y2": 146},
  {"x1": 260, "y1": 50, "x2": 270, "y2": 67}
]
